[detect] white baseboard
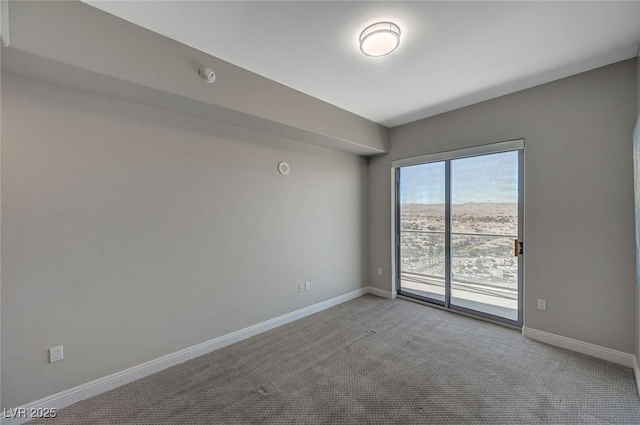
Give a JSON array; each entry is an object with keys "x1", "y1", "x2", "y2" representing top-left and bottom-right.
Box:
[
  {"x1": 522, "y1": 326, "x2": 635, "y2": 368},
  {"x1": 1, "y1": 286, "x2": 372, "y2": 425},
  {"x1": 633, "y1": 355, "x2": 640, "y2": 397},
  {"x1": 367, "y1": 286, "x2": 396, "y2": 299}
]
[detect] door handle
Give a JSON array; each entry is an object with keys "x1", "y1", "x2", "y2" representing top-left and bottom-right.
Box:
[{"x1": 514, "y1": 239, "x2": 523, "y2": 256}]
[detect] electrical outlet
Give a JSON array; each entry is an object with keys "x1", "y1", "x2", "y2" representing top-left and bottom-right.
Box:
[
  {"x1": 377, "y1": 268, "x2": 383, "y2": 276},
  {"x1": 305, "y1": 282, "x2": 311, "y2": 291},
  {"x1": 537, "y1": 299, "x2": 547, "y2": 311},
  {"x1": 49, "y1": 345, "x2": 64, "y2": 363},
  {"x1": 298, "y1": 284, "x2": 304, "y2": 292}
]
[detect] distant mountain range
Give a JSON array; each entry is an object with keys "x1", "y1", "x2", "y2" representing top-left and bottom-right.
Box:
[{"x1": 402, "y1": 203, "x2": 517, "y2": 213}]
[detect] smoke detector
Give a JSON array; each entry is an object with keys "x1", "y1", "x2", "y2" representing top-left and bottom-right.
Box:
[{"x1": 199, "y1": 67, "x2": 216, "y2": 83}]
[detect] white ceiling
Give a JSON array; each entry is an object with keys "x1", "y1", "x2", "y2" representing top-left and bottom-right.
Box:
[{"x1": 85, "y1": 1, "x2": 640, "y2": 128}]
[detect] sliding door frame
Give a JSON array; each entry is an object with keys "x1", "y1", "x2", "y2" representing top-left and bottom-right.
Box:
[{"x1": 391, "y1": 139, "x2": 525, "y2": 327}]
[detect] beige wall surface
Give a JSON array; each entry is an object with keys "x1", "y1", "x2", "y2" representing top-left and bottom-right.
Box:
[
  {"x1": 1, "y1": 73, "x2": 368, "y2": 408},
  {"x1": 369, "y1": 59, "x2": 638, "y2": 353}
]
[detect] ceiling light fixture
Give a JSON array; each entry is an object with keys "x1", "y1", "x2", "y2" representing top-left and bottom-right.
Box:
[{"x1": 359, "y1": 22, "x2": 401, "y2": 57}]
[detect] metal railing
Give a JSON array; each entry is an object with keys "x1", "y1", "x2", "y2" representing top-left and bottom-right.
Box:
[{"x1": 401, "y1": 271, "x2": 517, "y2": 300}]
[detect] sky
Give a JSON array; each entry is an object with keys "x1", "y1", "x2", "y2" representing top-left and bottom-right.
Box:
[{"x1": 400, "y1": 151, "x2": 518, "y2": 204}]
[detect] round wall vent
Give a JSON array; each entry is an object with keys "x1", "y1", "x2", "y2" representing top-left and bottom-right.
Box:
[{"x1": 278, "y1": 162, "x2": 290, "y2": 175}]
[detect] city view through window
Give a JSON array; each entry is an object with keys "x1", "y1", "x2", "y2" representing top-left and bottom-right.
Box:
[{"x1": 399, "y1": 151, "x2": 520, "y2": 321}]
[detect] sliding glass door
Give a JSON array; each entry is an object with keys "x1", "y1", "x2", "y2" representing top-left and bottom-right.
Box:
[{"x1": 396, "y1": 143, "x2": 523, "y2": 325}]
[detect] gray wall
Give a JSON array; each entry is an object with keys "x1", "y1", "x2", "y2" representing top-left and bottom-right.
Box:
[
  {"x1": 1, "y1": 73, "x2": 368, "y2": 408},
  {"x1": 369, "y1": 59, "x2": 638, "y2": 353}
]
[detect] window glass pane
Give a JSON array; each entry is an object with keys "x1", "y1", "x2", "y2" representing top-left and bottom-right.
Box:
[
  {"x1": 400, "y1": 162, "x2": 445, "y2": 232},
  {"x1": 399, "y1": 162, "x2": 445, "y2": 302},
  {"x1": 451, "y1": 151, "x2": 518, "y2": 236},
  {"x1": 450, "y1": 151, "x2": 519, "y2": 321}
]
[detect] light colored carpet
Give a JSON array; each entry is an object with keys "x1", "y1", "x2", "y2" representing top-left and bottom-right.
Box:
[{"x1": 30, "y1": 295, "x2": 640, "y2": 424}]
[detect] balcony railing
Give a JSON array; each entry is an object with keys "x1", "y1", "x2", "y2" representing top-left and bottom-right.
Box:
[{"x1": 400, "y1": 271, "x2": 517, "y2": 300}]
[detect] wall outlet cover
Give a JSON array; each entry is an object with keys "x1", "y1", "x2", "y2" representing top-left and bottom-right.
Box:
[
  {"x1": 49, "y1": 345, "x2": 64, "y2": 363},
  {"x1": 537, "y1": 299, "x2": 547, "y2": 311}
]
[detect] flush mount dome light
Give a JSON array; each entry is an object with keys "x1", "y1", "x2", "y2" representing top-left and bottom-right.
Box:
[{"x1": 359, "y1": 22, "x2": 401, "y2": 57}]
